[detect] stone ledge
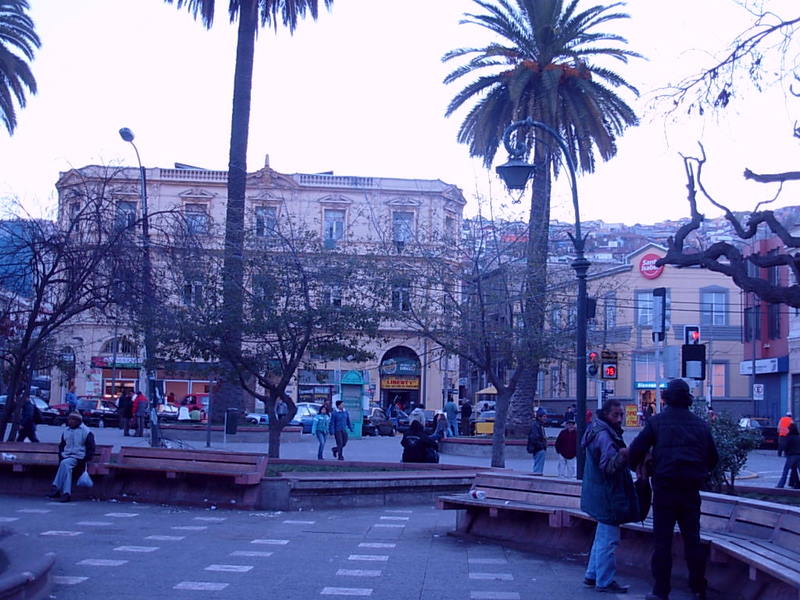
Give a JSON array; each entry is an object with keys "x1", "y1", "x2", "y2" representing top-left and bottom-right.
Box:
[{"x1": 0, "y1": 529, "x2": 56, "y2": 600}]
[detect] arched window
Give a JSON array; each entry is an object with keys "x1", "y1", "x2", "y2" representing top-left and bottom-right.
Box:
[{"x1": 101, "y1": 337, "x2": 137, "y2": 355}]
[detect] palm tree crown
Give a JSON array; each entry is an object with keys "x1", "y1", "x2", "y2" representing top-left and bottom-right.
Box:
[
  {"x1": 0, "y1": 0, "x2": 40, "y2": 135},
  {"x1": 444, "y1": 0, "x2": 639, "y2": 172},
  {"x1": 166, "y1": 0, "x2": 332, "y2": 31}
]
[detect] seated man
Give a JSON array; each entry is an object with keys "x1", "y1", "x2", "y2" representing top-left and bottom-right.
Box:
[{"x1": 48, "y1": 412, "x2": 95, "y2": 503}]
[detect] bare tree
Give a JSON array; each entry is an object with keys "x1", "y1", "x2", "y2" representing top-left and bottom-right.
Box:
[{"x1": 0, "y1": 173, "x2": 144, "y2": 440}]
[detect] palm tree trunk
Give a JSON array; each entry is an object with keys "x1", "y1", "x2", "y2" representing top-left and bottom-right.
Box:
[
  {"x1": 219, "y1": 0, "x2": 258, "y2": 419},
  {"x1": 508, "y1": 157, "x2": 552, "y2": 437}
]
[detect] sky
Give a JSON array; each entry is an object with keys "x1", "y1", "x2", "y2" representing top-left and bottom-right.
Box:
[{"x1": 1, "y1": 0, "x2": 799, "y2": 226}]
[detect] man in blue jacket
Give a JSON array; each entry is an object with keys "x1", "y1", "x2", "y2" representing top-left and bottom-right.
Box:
[
  {"x1": 329, "y1": 400, "x2": 353, "y2": 461},
  {"x1": 629, "y1": 378, "x2": 718, "y2": 600}
]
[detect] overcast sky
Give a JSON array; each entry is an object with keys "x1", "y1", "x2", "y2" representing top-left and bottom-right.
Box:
[{"x1": 1, "y1": 0, "x2": 799, "y2": 226}]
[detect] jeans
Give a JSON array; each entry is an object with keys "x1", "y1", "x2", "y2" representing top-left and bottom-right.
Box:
[
  {"x1": 532, "y1": 449, "x2": 546, "y2": 475},
  {"x1": 557, "y1": 456, "x2": 575, "y2": 478},
  {"x1": 651, "y1": 480, "x2": 706, "y2": 599},
  {"x1": 333, "y1": 430, "x2": 349, "y2": 460},
  {"x1": 52, "y1": 457, "x2": 80, "y2": 496},
  {"x1": 447, "y1": 418, "x2": 459, "y2": 436},
  {"x1": 585, "y1": 522, "x2": 620, "y2": 588},
  {"x1": 316, "y1": 432, "x2": 327, "y2": 459},
  {"x1": 777, "y1": 454, "x2": 800, "y2": 487},
  {"x1": 135, "y1": 415, "x2": 146, "y2": 437}
]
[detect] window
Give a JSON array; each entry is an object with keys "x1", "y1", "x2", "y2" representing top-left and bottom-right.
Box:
[
  {"x1": 393, "y1": 211, "x2": 415, "y2": 243},
  {"x1": 768, "y1": 249, "x2": 780, "y2": 286},
  {"x1": 634, "y1": 353, "x2": 656, "y2": 382},
  {"x1": 115, "y1": 201, "x2": 137, "y2": 231},
  {"x1": 101, "y1": 337, "x2": 137, "y2": 355},
  {"x1": 549, "y1": 366, "x2": 560, "y2": 398},
  {"x1": 604, "y1": 294, "x2": 617, "y2": 329},
  {"x1": 326, "y1": 285, "x2": 342, "y2": 307},
  {"x1": 536, "y1": 370, "x2": 545, "y2": 397},
  {"x1": 768, "y1": 303, "x2": 781, "y2": 339},
  {"x1": 391, "y1": 281, "x2": 411, "y2": 312},
  {"x1": 701, "y1": 290, "x2": 727, "y2": 326},
  {"x1": 746, "y1": 255, "x2": 760, "y2": 278},
  {"x1": 711, "y1": 363, "x2": 727, "y2": 397},
  {"x1": 636, "y1": 290, "x2": 653, "y2": 326},
  {"x1": 255, "y1": 206, "x2": 277, "y2": 238},
  {"x1": 744, "y1": 305, "x2": 761, "y2": 341},
  {"x1": 549, "y1": 306, "x2": 563, "y2": 329},
  {"x1": 69, "y1": 201, "x2": 80, "y2": 220},
  {"x1": 445, "y1": 216, "x2": 456, "y2": 240},
  {"x1": 323, "y1": 209, "x2": 345, "y2": 244},
  {"x1": 182, "y1": 282, "x2": 203, "y2": 306},
  {"x1": 185, "y1": 203, "x2": 209, "y2": 235}
]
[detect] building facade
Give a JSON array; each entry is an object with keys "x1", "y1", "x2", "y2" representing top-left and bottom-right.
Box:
[{"x1": 53, "y1": 158, "x2": 465, "y2": 414}]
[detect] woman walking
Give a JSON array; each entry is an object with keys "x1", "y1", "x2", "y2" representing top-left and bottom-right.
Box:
[
  {"x1": 777, "y1": 422, "x2": 800, "y2": 488},
  {"x1": 311, "y1": 405, "x2": 331, "y2": 460}
]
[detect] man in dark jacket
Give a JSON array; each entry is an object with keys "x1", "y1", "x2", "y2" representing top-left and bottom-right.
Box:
[
  {"x1": 118, "y1": 392, "x2": 133, "y2": 436},
  {"x1": 401, "y1": 420, "x2": 439, "y2": 463},
  {"x1": 16, "y1": 397, "x2": 40, "y2": 442},
  {"x1": 629, "y1": 379, "x2": 719, "y2": 600},
  {"x1": 580, "y1": 399, "x2": 636, "y2": 594},
  {"x1": 527, "y1": 407, "x2": 548, "y2": 475}
]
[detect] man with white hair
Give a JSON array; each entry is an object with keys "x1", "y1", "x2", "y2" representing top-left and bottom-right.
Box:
[{"x1": 48, "y1": 412, "x2": 95, "y2": 503}]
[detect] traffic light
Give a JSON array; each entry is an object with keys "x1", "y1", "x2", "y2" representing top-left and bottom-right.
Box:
[
  {"x1": 685, "y1": 326, "x2": 700, "y2": 345},
  {"x1": 682, "y1": 343, "x2": 706, "y2": 380},
  {"x1": 601, "y1": 350, "x2": 618, "y2": 380},
  {"x1": 587, "y1": 351, "x2": 599, "y2": 377}
]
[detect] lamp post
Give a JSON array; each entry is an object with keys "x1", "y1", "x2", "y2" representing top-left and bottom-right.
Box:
[
  {"x1": 495, "y1": 117, "x2": 590, "y2": 479},
  {"x1": 119, "y1": 127, "x2": 160, "y2": 448}
]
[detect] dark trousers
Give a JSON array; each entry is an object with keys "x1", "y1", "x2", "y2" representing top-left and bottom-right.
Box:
[
  {"x1": 651, "y1": 481, "x2": 707, "y2": 598},
  {"x1": 333, "y1": 430, "x2": 348, "y2": 460},
  {"x1": 123, "y1": 416, "x2": 133, "y2": 436},
  {"x1": 16, "y1": 424, "x2": 38, "y2": 442}
]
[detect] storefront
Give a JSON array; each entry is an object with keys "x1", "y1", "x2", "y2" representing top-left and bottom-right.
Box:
[
  {"x1": 91, "y1": 356, "x2": 139, "y2": 399},
  {"x1": 380, "y1": 347, "x2": 421, "y2": 411}
]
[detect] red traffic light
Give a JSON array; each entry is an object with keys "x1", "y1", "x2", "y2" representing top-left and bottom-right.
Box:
[{"x1": 588, "y1": 351, "x2": 599, "y2": 361}]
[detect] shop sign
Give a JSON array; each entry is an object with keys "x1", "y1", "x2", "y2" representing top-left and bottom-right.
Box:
[
  {"x1": 739, "y1": 357, "x2": 787, "y2": 375},
  {"x1": 91, "y1": 356, "x2": 140, "y2": 369},
  {"x1": 379, "y1": 357, "x2": 420, "y2": 376},
  {"x1": 625, "y1": 404, "x2": 639, "y2": 428},
  {"x1": 381, "y1": 376, "x2": 420, "y2": 390},
  {"x1": 634, "y1": 381, "x2": 667, "y2": 389},
  {"x1": 639, "y1": 253, "x2": 664, "y2": 280}
]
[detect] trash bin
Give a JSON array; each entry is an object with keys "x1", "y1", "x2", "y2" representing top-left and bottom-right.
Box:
[{"x1": 225, "y1": 408, "x2": 239, "y2": 435}]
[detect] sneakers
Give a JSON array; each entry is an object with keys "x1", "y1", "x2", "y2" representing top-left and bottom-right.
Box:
[
  {"x1": 596, "y1": 581, "x2": 629, "y2": 594},
  {"x1": 583, "y1": 578, "x2": 596, "y2": 588}
]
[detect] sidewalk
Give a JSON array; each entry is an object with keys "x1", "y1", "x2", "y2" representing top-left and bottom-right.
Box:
[{"x1": 29, "y1": 422, "x2": 786, "y2": 487}]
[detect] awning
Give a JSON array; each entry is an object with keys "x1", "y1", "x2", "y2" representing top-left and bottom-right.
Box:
[{"x1": 476, "y1": 385, "x2": 497, "y2": 395}]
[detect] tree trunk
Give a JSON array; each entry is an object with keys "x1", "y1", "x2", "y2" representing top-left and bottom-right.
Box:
[
  {"x1": 507, "y1": 158, "x2": 551, "y2": 437},
  {"x1": 490, "y1": 391, "x2": 513, "y2": 468},
  {"x1": 0, "y1": 365, "x2": 25, "y2": 441},
  {"x1": 218, "y1": 0, "x2": 258, "y2": 420}
]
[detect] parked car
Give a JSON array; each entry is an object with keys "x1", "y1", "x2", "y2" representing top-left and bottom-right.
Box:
[
  {"x1": 363, "y1": 406, "x2": 395, "y2": 436},
  {"x1": 51, "y1": 397, "x2": 119, "y2": 427},
  {"x1": 157, "y1": 402, "x2": 179, "y2": 421},
  {"x1": 738, "y1": 416, "x2": 778, "y2": 450},
  {"x1": 32, "y1": 397, "x2": 60, "y2": 425},
  {"x1": 246, "y1": 402, "x2": 321, "y2": 433}
]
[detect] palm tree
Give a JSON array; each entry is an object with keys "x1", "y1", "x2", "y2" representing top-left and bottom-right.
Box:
[
  {"x1": 0, "y1": 0, "x2": 40, "y2": 135},
  {"x1": 164, "y1": 0, "x2": 333, "y2": 416},
  {"x1": 444, "y1": 0, "x2": 639, "y2": 440}
]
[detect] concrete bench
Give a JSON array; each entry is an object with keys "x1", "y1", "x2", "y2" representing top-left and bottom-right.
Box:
[
  {"x1": 0, "y1": 441, "x2": 113, "y2": 475},
  {"x1": 108, "y1": 446, "x2": 268, "y2": 485}
]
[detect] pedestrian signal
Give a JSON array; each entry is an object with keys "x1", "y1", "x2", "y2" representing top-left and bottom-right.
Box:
[{"x1": 587, "y1": 351, "x2": 599, "y2": 377}]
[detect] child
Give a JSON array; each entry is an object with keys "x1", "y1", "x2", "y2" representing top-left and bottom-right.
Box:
[{"x1": 555, "y1": 418, "x2": 577, "y2": 478}]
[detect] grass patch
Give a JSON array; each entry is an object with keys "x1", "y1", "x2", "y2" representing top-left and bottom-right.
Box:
[{"x1": 266, "y1": 464, "x2": 406, "y2": 477}]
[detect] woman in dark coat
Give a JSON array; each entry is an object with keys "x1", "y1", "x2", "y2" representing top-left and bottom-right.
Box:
[{"x1": 401, "y1": 420, "x2": 439, "y2": 463}]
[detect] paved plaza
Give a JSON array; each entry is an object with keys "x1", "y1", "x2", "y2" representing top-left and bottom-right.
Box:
[{"x1": 1, "y1": 494, "x2": 706, "y2": 600}]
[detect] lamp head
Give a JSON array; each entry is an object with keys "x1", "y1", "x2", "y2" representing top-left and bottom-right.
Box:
[
  {"x1": 496, "y1": 157, "x2": 535, "y2": 191},
  {"x1": 119, "y1": 127, "x2": 135, "y2": 143}
]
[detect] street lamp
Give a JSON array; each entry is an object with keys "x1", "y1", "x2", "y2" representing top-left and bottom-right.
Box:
[
  {"x1": 119, "y1": 127, "x2": 160, "y2": 447},
  {"x1": 495, "y1": 117, "x2": 590, "y2": 479}
]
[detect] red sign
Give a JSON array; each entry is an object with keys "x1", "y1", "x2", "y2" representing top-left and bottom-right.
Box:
[{"x1": 639, "y1": 253, "x2": 664, "y2": 280}]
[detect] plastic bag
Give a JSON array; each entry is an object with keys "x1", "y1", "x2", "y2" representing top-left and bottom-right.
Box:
[{"x1": 77, "y1": 468, "x2": 93, "y2": 488}]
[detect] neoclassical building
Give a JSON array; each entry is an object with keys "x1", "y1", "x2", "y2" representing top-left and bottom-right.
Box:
[{"x1": 52, "y1": 156, "x2": 465, "y2": 414}]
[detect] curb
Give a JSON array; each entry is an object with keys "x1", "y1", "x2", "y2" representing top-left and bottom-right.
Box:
[{"x1": 0, "y1": 529, "x2": 56, "y2": 600}]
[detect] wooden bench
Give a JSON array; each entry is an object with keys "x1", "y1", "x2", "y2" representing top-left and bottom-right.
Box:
[
  {"x1": 0, "y1": 441, "x2": 113, "y2": 476},
  {"x1": 437, "y1": 472, "x2": 583, "y2": 530},
  {"x1": 438, "y1": 473, "x2": 800, "y2": 599},
  {"x1": 108, "y1": 447, "x2": 268, "y2": 485}
]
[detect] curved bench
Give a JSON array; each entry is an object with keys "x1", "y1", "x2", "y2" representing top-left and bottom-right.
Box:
[{"x1": 0, "y1": 528, "x2": 56, "y2": 600}]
